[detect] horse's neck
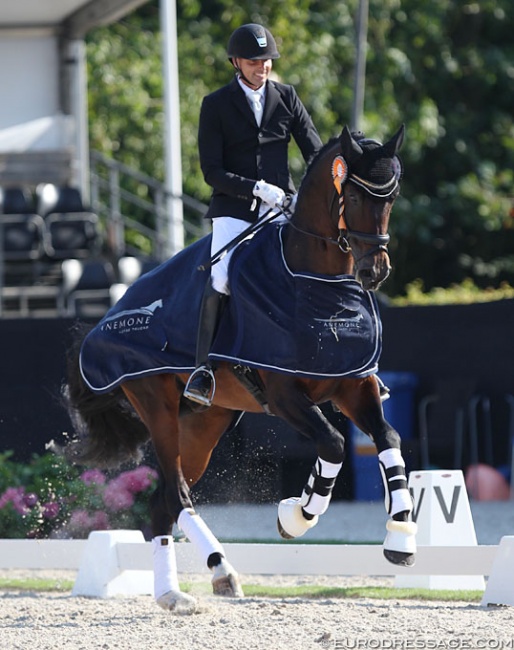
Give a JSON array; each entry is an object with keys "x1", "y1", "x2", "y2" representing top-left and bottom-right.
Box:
[{"x1": 284, "y1": 204, "x2": 354, "y2": 277}]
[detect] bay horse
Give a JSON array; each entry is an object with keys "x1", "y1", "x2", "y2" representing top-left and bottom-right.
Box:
[{"x1": 65, "y1": 125, "x2": 416, "y2": 613}]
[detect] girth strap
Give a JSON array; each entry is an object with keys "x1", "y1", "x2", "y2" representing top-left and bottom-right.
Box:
[{"x1": 231, "y1": 364, "x2": 273, "y2": 416}]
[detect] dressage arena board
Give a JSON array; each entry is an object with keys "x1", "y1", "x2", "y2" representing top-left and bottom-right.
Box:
[{"x1": 0, "y1": 538, "x2": 498, "y2": 577}]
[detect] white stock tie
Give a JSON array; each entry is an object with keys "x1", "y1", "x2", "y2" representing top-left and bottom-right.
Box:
[{"x1": 250, "y1": 91, "x2": 263, "y2": 126}]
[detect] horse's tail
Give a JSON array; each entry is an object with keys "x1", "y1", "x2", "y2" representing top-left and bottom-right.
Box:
[{"x1": 63, "y1": 323, "x2": 150, "y2": 468}]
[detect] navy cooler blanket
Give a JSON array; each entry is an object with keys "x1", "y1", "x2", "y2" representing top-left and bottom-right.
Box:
[{"x1": 80, "y1": 226, "x2": 382, "y2": 393}]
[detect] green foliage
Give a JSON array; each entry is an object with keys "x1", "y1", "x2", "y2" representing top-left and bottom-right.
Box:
[
  {"x1": 0, "y1": 452, "x2": 157, "y2": 539},
  {"x1": 85, "y1": 0, "x2": 514, "y2": 298},
  {"x1": 389, "y1": 278, "x2": 514, "y2": 306}
]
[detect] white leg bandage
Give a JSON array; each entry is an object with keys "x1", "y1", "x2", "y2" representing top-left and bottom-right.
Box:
[
  {"x1": 177, "y1": 508, "x2": 225, "y2": 565},
  {"x1": 378, "y1": 448, "x2": 412, "y2": 516},
  {"x1": 300, "y1": 458, "x2": 342, "y2": 517},
  {"x1": 152, "y1": 535, "x2": 180, "y2": 600}
]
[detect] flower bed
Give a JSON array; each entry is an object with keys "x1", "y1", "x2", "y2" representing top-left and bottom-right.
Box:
[{"x1": 0, "y1": 451, "x2": 157, "y2": 539}]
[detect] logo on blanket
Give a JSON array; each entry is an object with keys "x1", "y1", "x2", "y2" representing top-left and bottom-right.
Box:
[
  {"x1": 314, "y1": 309, "x2": 363, "y2": 342},
  {"x1": 100, "y1": 299, "x2": 163, "y2": 334}
]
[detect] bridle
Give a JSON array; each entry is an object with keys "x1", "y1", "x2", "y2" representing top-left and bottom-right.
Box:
[
  {"x1": 287, "y1": 179, "x2": 396, "y2": 263},
  {"x1": 330, "y1": 182, "x2": 392, "y2": 262}
]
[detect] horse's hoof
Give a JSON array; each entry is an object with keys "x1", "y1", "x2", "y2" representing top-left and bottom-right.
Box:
[
  {"x1": 277, "y1": 497, "x2": 319, "y2": 539},
  {"x1": 212, "y1": 559, "x2": 244, "y2": 598},
  {"x1": 383, "y1": 518, "x2": 417, "y2": 567},
  {"x1": 212, "y1": 573, "x2": 244, "y2": 598},
  {"x1": 277, "y1": 518, "x2": 294, "y2": 540},
  {"x1": 383, "y1": 548, "x2": 416, "y2": 567},
  {"x1": 156, "y1": 590, "x2": 197, "y2": 614}
]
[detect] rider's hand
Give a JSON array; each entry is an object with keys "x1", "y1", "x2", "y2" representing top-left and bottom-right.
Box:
[{"x1": 253, "y1": 180, "x2": 285, "y2": 209}]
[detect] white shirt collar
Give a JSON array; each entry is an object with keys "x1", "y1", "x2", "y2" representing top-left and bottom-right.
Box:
[{"x1": 237, "y1": 76, "x2": 266, "y2": 101}]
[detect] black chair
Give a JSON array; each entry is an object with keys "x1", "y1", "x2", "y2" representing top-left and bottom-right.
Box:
[
  {"x1": 0, "y1": 187, "x2": 45, "y2": 261},
  {"x1": 39, "y1": 185, "x2": 102, "y2": 259},
  {"x1": 59, "y1": 259, "x2": 116, "y2": 319}
]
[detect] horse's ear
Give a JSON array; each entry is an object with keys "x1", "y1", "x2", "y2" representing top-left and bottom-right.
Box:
[
  {"x1": 383, "y1": 124, "x2": 405, "y2": 156},
  {"x1": 340, "y1": 125, "x2": 363, "y2": 161}
]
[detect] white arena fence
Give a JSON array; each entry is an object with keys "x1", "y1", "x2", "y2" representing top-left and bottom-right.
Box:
[{"x1": 0, "y1": 538, "x2": 498, "y2": 576}]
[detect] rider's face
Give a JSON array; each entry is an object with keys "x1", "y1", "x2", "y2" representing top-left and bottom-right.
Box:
[{"x1": 235, "y1": 57, "x2": 272, "y2": 89}]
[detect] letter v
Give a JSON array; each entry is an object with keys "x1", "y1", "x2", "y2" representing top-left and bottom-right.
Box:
[
  {"x1": 434, "y1": 485, "x2": 461, "y2": 523},
  {"x1": 410, "y1": 487, "x2": 424, "y2": 523}
]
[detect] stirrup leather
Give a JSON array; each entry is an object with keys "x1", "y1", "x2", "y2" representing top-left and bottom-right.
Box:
[{"x1": 183, "y1": 366, "x2": 216, "y2": 407}]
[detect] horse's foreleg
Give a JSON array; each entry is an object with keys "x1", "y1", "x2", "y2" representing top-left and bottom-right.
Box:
[
  {"x1": 266, "y1": 380, "x2": 345, "y2": 539},
  {"x1": 278, "y1": 455, "x2": 342, "y2": 539},
  {"x1": 343, "y1": 376, "x2": 416, "y2": 566}
]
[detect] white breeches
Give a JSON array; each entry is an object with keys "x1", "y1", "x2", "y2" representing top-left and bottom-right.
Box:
[{"x1": 210, "y1": 209, "x2": 287, "y2": 295}]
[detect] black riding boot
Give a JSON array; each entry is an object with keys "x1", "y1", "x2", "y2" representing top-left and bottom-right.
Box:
[{"x1": 183, "y1": 282, "x2": 228, "y2": 407}]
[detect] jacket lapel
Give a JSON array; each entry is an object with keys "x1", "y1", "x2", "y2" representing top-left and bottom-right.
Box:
[
  {"x1": 229, "y1": 77, "x2": 257, "y2": 125},
  {"x1": 261, "y1": 81, "x2": 281, "y2": 127}
]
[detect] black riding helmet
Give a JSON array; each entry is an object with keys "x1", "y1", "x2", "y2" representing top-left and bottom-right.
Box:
[{"x1": 227, "y1": 23, "x2": 280, "y2": 61}]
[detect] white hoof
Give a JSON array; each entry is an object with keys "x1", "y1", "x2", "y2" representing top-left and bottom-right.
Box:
[
  {"x1": 156, "y1": 589, "x2": 197, "y2": 614},
  {"x1": 277, "y1": 497, "x2": 319, "y2": 539},
  {"x1": 383, "y1": 519, "x2": 417, "y2": 567},
  {"x1": 212, "y1": 559, "x2": 244, "y2": 598}
]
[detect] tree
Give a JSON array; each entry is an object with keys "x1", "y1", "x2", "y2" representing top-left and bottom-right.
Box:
[{"x1": 85, "y1": 0, "x2": 514, "y2": 296}]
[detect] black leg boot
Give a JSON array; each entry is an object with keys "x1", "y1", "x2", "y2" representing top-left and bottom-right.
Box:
[{"x1": 183, "y1": 282, "x2": 228, "y2": 407}]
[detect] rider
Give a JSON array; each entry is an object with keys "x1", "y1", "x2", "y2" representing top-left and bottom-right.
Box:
[{"x1": 184, "y1": 23, "x2": 323, "y2": 407}]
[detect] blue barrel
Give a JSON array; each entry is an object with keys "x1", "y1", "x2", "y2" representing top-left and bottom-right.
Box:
[{"x1": 350, "y1": 371, "x2": 418, "y2": 501}]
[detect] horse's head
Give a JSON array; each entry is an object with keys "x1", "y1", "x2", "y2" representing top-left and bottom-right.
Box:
[{"x1": 337, "y1": 125, "x2": 404, "y2": 290}]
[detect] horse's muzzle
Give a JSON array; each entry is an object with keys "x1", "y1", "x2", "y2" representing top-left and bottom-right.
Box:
[{"x1": 355, "y1": 258, "x2": 392, "y2": 291}]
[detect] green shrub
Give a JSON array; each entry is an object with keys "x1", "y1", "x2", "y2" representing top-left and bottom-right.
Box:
[
  {"x1": 390, "y1": 279, "x2": 514, "y2": 306},
  {"x1": 0, "y1": 451, "x2": 157, "y2": 539}
]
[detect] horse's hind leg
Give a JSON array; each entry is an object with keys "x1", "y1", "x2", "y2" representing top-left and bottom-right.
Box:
[
  {"x1": 178, "y1": 406, "x2": 244, "y2": 598},
  {"x1": 122, "y1": 375, "x2": 199, "y2": 613},
  {"x1": 341, "y1": 376, "x2": 416, "y2": 567}
]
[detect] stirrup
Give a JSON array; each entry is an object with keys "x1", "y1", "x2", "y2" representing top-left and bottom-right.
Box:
[{"x1": 183, "y1": 366, "x2": 216, "y2": 407}]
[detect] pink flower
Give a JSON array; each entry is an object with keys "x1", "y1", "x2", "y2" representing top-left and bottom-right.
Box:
[
  {"x1": 68, "y1": 509, "x2": 110, "y2": 533},
  {"x1": 24, "y1": 492, "x2": 39, "y2": 508},
  {"x1": 80, "y1": 469, "x2": 107, "y2": 486},
  {"x1": 0, "y1": 487, "x2": 29, "y2": 515},
  {"x1": 116, "y1": 466, "x2": 157, "y2": 493},
  {"x1": 90, "y1": 511, "x2": 110, "y2": 530},
  {"x1": 103, "y1": 479, "x2": 135, "y2": 511},
  {"x1": 69, "y1": 509, "x2": 92, "y2": 530},
  {"x1": 43, "y1": 501, "x2": 60, "y2": 519}
]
